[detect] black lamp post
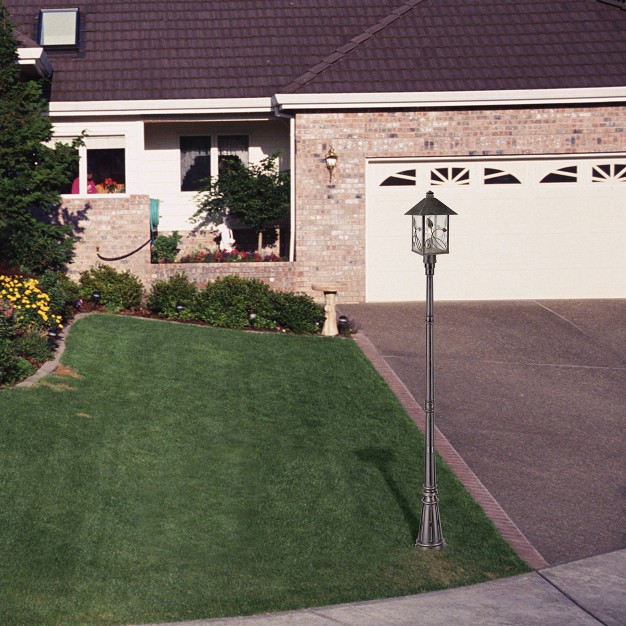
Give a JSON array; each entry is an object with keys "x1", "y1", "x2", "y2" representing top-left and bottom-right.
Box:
[
  {"x1": 91, "y1": 291, "x2": 101, "y2": 310},
  {"x1": 405, "y1": 190, "x2": 457, "y2": 550}
]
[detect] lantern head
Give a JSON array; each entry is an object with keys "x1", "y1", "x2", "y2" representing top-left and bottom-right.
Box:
[{"x1": 405, "y1": 191, "x2": 457, "y2": 256}]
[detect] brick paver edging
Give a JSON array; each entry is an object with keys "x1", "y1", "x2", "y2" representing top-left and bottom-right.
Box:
[{"x1": 352, "y1": 331, "x2": 548, "y2": 570}]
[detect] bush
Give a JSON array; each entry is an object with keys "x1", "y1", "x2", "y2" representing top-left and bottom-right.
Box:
[
  {"x1": 13, "y1": 330, "x2": 52, "y2": 364},
  {"x1": 0, "y1": 312, "x2": 15, "y2": 341},
  {"x1": 79, "y1": 265, "x2": 144, "y2": 312},
  {"x1": 151, "y1": 232, "x2": 182, "y2": 263},
  {"x1": 0, "y1": 339, "x2": 22, "y2": 386},
  {"x1": 269, "y1": 291, "x2": 325, "y2": 334},
  {"x1": 192, "y1": 275, "x2": 324, "y2": 334},
  {"x1": 194, "y1": 275, "x2": 272, "y2": 329},
  {"x1": 146, "y1": 273, "x2": 198, "y2": 318},
  {"x1": 38, "y1": 270, "x2": 81, "y2": 323}
]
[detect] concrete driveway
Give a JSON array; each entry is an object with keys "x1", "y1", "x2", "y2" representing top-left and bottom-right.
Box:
[{"x1": 339, "y1": 299, "x2": 626, "y2": 565}]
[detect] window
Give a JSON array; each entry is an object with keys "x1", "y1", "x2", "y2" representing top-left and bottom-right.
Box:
[
  {"x1": 484, "y1": 168, "x2": 521, "y2": 185},
  {"x1": 430, "y1": 167, "x2": 470, "y2": 186},
  {"x1": 380, "y1": 169, "x2": 417, "y2": 186},
  {"x1": 180, "y1": 135, "x2": 250, "y2": 190},
  {"x1": 592, "y1": 163, "x2": 626, "y2": 183},
  {"x1": 540, "y1": 166, "x2": 577, "y2": 183},
  {"x1": 218, "y1": 135, "x2": 249, "y2": 175},
  {"x1": 180, "y1": 136, "x2": 211, "y2": 191},
  {"x1": 67, "y1": 136, "x2": 126, "y2": 195},
  {"x1": 38, "y1": 8, "x2": 79, "y2": 47},
  {"x1": 87, "y1": 149, "x2": 125, "y2": 192}
]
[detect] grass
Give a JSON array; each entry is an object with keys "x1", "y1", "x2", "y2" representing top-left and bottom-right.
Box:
[{"x1": 0, "y1": 315, "x2": 529, "y2": 625}]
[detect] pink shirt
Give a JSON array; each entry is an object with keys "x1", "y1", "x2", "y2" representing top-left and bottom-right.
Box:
[{"x1": 71, "y1": 177, "x2": 98, "y2": 194}]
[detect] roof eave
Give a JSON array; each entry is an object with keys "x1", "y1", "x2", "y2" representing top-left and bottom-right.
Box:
[
  {"x1": 17, "y1": 47, "x2": 53, "y2": 79},
  {"x1": 274, "y1": 87, "x2": 626, "y2": 110},
  {"x1": 49, "y1": 97, "x2": 274, "y2": 117}
]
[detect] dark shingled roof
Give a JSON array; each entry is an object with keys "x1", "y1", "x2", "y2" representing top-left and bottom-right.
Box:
[{"x1": 5, "y1": 0, "x2": 626, "y2": 102}]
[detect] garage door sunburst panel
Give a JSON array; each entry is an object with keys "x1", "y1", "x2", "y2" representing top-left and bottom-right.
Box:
[
  {"x1": 430, "y1": 166, "x2": 470, "y2": 186},
  {"x1": 592, "y1": 163, "x2": 626, "y2": 183}
]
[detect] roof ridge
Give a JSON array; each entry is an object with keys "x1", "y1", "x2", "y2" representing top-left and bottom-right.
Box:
[{"x1": 281, "y1": 0, "x2": 428, "y2": 94}]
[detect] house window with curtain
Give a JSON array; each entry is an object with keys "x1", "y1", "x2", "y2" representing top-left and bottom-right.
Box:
[
  {"x1": 218, "y1": 135, "x2": 249, "y2": 175},
  {"x1": 180, "y1": 136, "x2": 211, "y2": 191}
]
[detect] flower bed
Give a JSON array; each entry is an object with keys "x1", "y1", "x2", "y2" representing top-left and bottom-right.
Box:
[
  {"x1": 179, "y1": 248, "x2": 284, "y2": 263},
  {"x1": 1, "y1": 274, "x2": 67, "y2": 386}
]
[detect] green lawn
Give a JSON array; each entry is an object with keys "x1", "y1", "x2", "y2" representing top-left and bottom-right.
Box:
[{"x1": 0, "y1": 314, "x2": 529, "y2": 625}]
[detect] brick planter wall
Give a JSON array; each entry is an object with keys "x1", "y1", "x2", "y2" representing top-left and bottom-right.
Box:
[{"x1": 60, "y1": 195, "x2": 305, "y2": 294}]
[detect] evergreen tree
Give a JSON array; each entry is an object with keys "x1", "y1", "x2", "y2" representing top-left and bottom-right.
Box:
[{"x1": 0, "y1": 2, "x2": 80, "y2": 273}]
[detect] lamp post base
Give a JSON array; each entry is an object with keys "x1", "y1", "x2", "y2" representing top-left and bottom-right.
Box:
[{"x1": 415, "y1": 494, "x2": 445, "y2": 550}]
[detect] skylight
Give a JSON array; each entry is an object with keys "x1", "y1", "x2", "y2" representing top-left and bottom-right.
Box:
[{"x1": 38, "y1": 8, "x2": 79, "y2": 47}]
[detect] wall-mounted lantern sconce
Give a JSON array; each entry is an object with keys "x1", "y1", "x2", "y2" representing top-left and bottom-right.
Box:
[{"x1": 325, "y1": 147, "x2": 338, "y2": 183}]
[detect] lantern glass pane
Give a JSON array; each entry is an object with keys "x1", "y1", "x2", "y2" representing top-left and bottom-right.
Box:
[
  {"x1": 425, "y1": 214, "x2": 449, "y2": 253},
  {"x1": 412, "y1": 214, "x2": 449, "y2": 255}
]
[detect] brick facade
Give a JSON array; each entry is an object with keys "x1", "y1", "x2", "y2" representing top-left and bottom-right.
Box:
[
  {"x1": 293, "y1": 104, "x2": 626, "y2": 302},
  {"x1": 62, "y1": 104, "x2": 625, "y2": 303}
]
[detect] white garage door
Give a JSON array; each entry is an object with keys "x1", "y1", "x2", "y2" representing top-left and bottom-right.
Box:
[{"x1": 366, "y1": 156, "x2": 626, "y2": 301}]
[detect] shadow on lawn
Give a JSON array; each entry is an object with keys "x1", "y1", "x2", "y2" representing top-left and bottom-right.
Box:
[{"x1": 355, "y1": 447, "x2": 420, "y2": 539}]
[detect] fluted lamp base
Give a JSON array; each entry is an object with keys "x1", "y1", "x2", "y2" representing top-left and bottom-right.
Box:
[{"x1": 415, "y1": 494, "x2": 445, "y2": 550}]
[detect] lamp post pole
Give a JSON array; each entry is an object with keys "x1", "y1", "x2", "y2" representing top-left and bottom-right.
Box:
[
  {"x1": 415, "y1": 254, "x2": 444, "y2": 549},
  {"x1": 405, "y1": 190, "x2": 456, "y2": 550}
]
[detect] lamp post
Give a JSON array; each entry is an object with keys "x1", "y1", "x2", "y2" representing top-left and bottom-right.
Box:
[{"x1": 405, "y1": 190, "x2": 457, "y2": 550}]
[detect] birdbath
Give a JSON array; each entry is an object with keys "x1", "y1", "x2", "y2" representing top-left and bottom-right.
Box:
[{"x1": 312, "y1": 284, "x2": 345, "y2": 336}]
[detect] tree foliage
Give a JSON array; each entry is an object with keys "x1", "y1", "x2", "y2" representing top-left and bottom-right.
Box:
[
  {"x1": 193, "y1": 153, "x2": 290, "y2": 236},
  {"x1": 0, "y1": 3, "x2": 81, "y2": 273}
]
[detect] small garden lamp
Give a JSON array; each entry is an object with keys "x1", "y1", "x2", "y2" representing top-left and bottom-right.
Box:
[
  {"x1": 47, "y1": 327, "x2": 61, "y2": 346},
  {"x1": 91, "y1": 291, "x2": 101, "y2": 310},
  {"x1": 325, "y1": 147, "x2": 338, "y2": 183},
  {"x1": 175, "y1": 302, "x2": 185, "y2": 316},
  {"x1": 405, "y1": 190, "x2": 457, "y2": 550},
  {"x1": 249, "y1": 309, "x2": 257, "y2": 329}
]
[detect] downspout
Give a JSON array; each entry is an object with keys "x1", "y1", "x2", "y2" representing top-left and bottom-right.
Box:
[{"x1": 273, "y1": 101, "x2": 296, "y2": 261}]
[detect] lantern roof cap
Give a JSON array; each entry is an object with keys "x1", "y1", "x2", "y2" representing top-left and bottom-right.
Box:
[{"x1": 405, "y1": 191, "x2": 457, "y2": 216}]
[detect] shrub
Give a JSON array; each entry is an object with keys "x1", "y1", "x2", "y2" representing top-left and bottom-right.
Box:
[
  {"x1": 193, "y1": 275, "x2": 273, "y2": 329},
  {"x1": 151, "y1": 231, "x2": 182, "y2": 263},
  {"x1": 268, "y1": 291, "x2": 325, "y2": 334},
  {"x1": 79, "y1": 265, "x2": 144, "y2": 312},
  {"x1": 0, "y1": 311, "x2": 15, "y2": 341},
  {"x1": 147, "y1": 273, "x2": 198, "y2": 318},
  {"x1": 0, "y1": 339, "x2": 22, "y2": 386},
  {"x1": 13, "y1": 330, "x2": 52, "y2": 364},
  {"x1": 193, "y1": 275, "x2": 324, "y2": 334},
  {"x1": 38, "y1": 270, "x2": 81, "y2": 323}
]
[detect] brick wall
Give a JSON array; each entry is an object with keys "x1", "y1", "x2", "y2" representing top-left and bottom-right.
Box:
[
  {"x1": 293, "y1": 104, "x2": 626, "y2": 302},
  {"x1": 61, "y1": 104, "x2": 625, "y2": 303},
  {"x1": 61, "y1": 195, "x2": 152, "y2": 282},
  {"x1": 60, "y1": 195, "x2": 303, "y2": 294}
]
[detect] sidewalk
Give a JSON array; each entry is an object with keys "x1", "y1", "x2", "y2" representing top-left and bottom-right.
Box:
[{"x1": 141, "y1": 549, "x2": 626, "y2": 625}]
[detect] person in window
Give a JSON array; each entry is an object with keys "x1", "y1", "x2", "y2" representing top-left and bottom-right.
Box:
[{"x1": 71, "y1": 170, "x2": 97, "y2": 194}]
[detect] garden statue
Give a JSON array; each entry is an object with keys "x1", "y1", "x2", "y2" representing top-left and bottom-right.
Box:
[{"x1": 216, "y1": 220, "x2": 235, "y2": 252}]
